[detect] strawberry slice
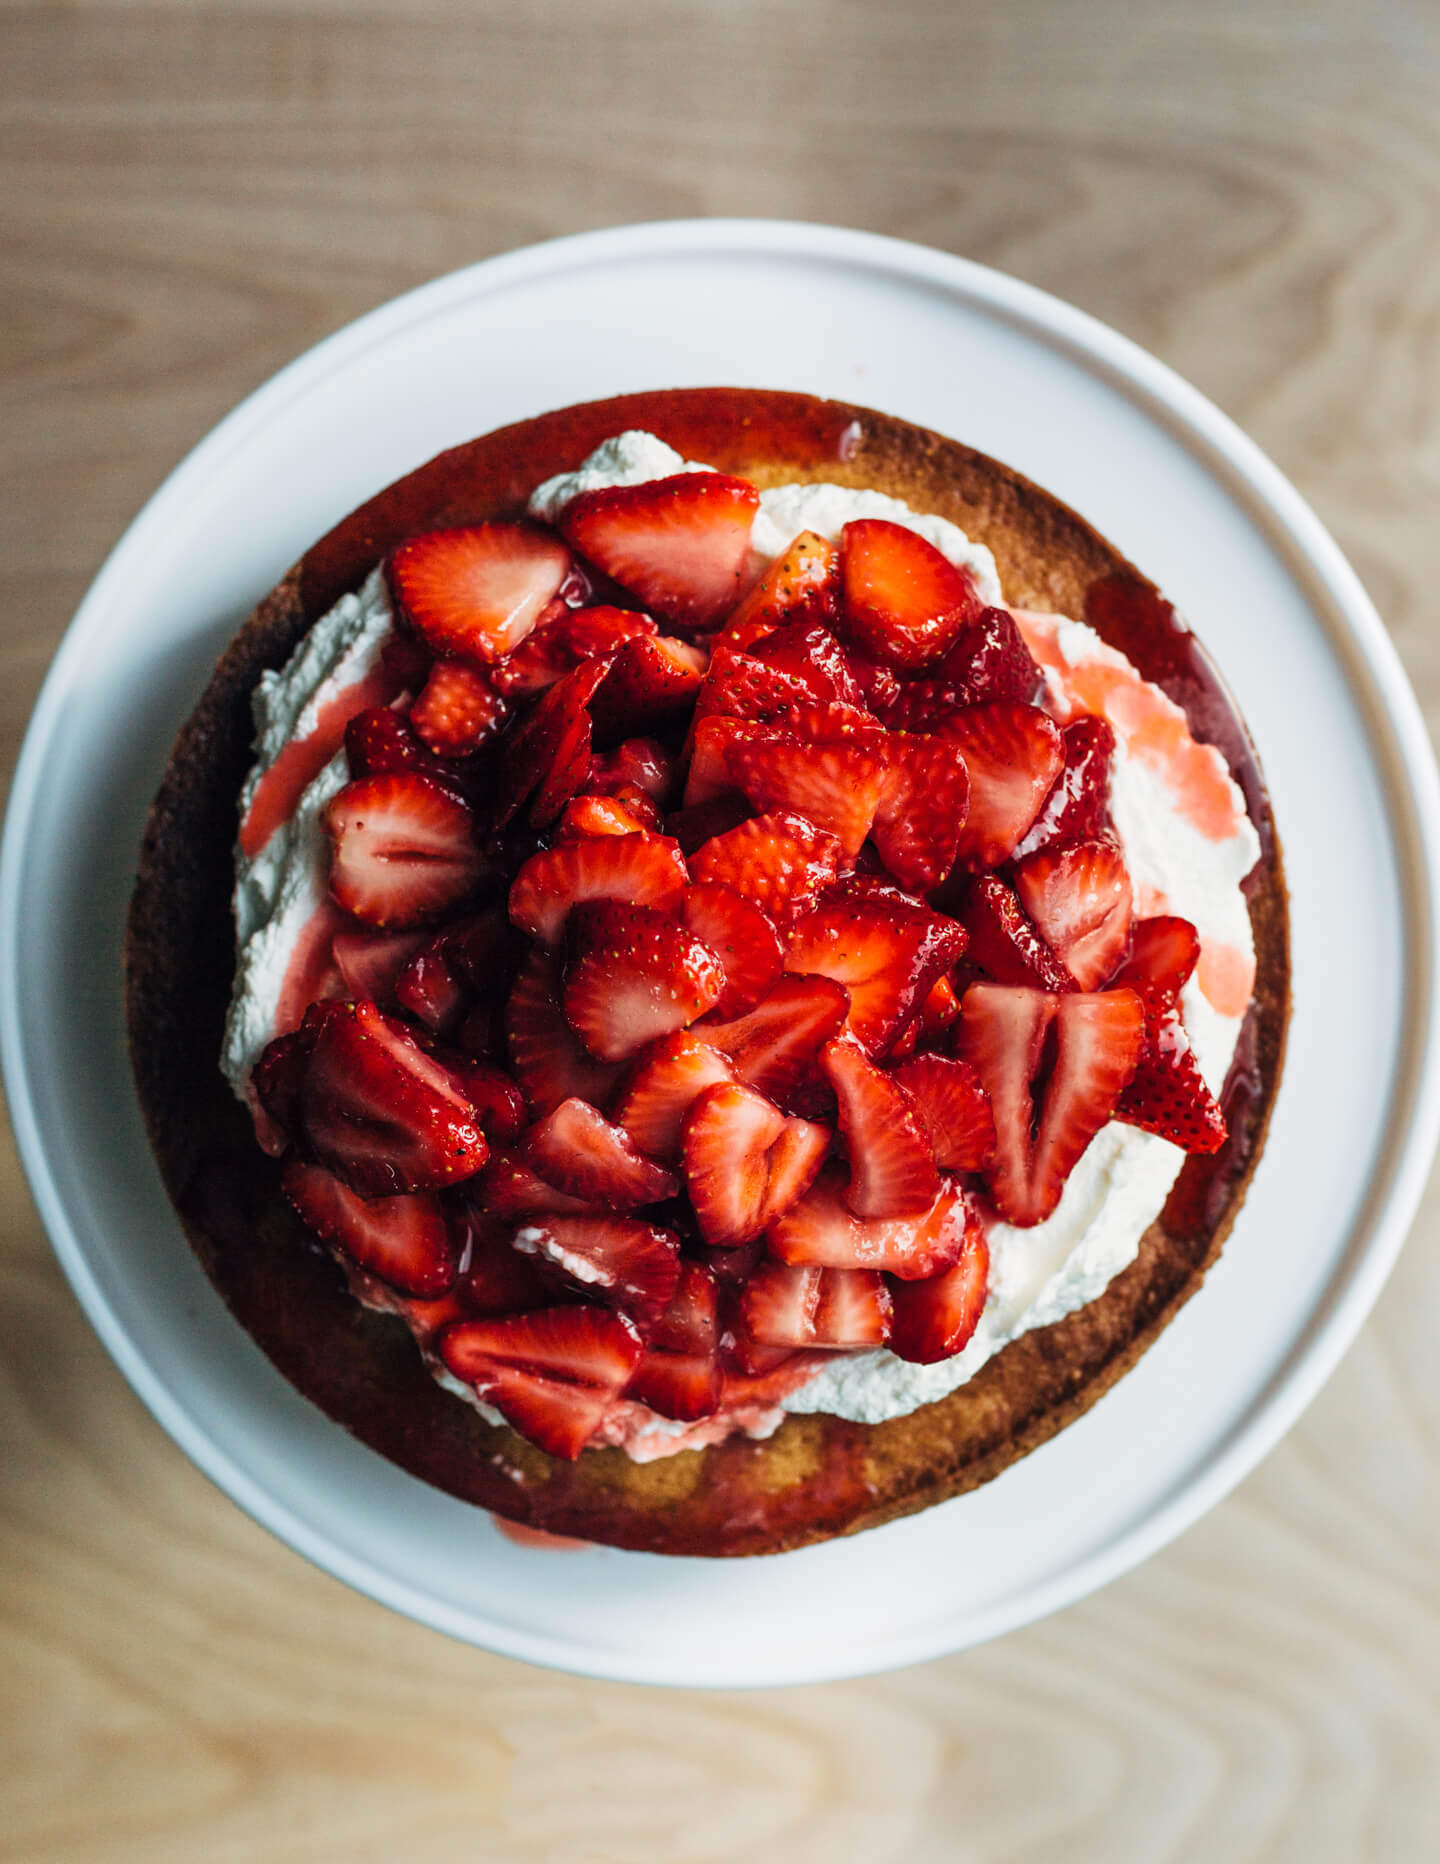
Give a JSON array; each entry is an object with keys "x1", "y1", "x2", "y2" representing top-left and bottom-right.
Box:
[
  {"x1": 492, "y1": 658, "x2": 611, "y2": 829},
  {"x1": 749, "y1": 620, "x2": 866, "y2": 710},
  {"x1": 471, "y1": 1150, "x2": 596, "y2": 1219},
  {"x1": 838, "y1": 519, "x2": 982, "y2": 669},
  {"x1": 330, "y1": 925, "x2": 428, "y2": 1009},
  {"x1": 785, "y1": 892, "x2": 967, "y2": 1057},
  {"x1": 624, "y1": 1261, "x2": 722, "y2": 1421},
  {"x1": 870, "y1": 731, "x2": 970, "y2": 892},
  {"x1": 508, "y1": 832, "x2": 688, "y2": 945},
  {"x1": 682, "y1": 715, "x2": 772, "y2": 807},
  {"x1": 725, "y1": 730, "x2": 888, "y2": 863},
  {"x1": 689, "y1": 810, "x2": 843, "y2": 923},
  {"x1": 1115, "y1": 992, "x2": 1228, "y2": 1153},
  {"x1": 681, "y1": 1082, "x2": 829, "y2": 1246},
  {"x1": 490, "y1": 604, "x2": 657, "y2": 696},
  {"x1": 740, "y1": 1262, "x2": 892, "y2": 1349},
  {"x1": 343, "y1": 707, "x2": 462, "y2": 794},
  {"x1": 393, "y1": 935, "x2": 470, "y2": 1036},
  {"x1": 439, "y1": 1307, "x2": 644, "y2": 1459},
  {"x1": 1013, "y1": 839, "x2": 1133, "y2": 990},
  {"x1": 559, "y1": 471, "x2": 761, "y2": 631},
  {"x1": 282, "y1": 1159, "x2": 457, "y2": 1297},
  {"x1": 556, "y1": 792, "x2": 656, "y2": 839},
  {"x1": 1012, "y1": 715, "x2": 1117, "y2": 859},
  {"x1": 613, "y1": 1031, "x2": 738, "y2": 1162},
  {"x1": 888, "y1": 1054, "x2": 996, "y2": 1170},
  {"x1": 505, "y1": 948, "x2": 623, "y2": 1116},
  {"x1": 919, "y1": 972, "x2": 962, "y2": 1041},
  {"x1": 887, "y1": 1219, "x2": 990, "y2": 1363},
  {"x1": 388, "y1": 523, "x2": 571, "y2": 664},
  {"x1": 1114, "y1": 915, "x2": 1201, "y2": 996},
  {"x1": 956, "y1": 984, "x2": 1145, "y2": 1225},
  {"x1": 680, "y1": 881, "x2": 784, "y2": 1017},
  {"x1": 561, "y1": 899, "x2": 726, "y2": 1061},
  {"x1": 409, "y1": 659, "x2": 509, "y2": 756},
  {"x1": 939, "y1": 701, "x2": 1064, "y2": 869},
  {"x1": 300, "y1": 999, "x2": 489, "y2": 1195},
  {"x1": 509, "y1": 1216, "x2": 682, "y2": 1329},
  {"x1": 436, "y1": 1056, "x2": 528, "y2": 1143},
  {"x1": 697, "y1": 973, "x2": 850, "y2": 1102},
  {"x1": 324, "y1": 773, "x2": 488, "y2": 929},
  {"x1": 587, "y1": 736, "x2": 674, "y2": 804},
  {"x1": 767, "y1": 1165, "x2": 974, "y2": 1279},
  {"x1": 718, "y1": 529, "x2": 840, "y2": 648},
  {"x1": 666, "y1": 792, "x2": 754, "y2": 857},
  {"x1": 821, "y1": 1039, "x2": 940, "y2": 1218},
  {"x1": 960, "y1": 874, "x2": 1077, "y2": 993},
  {"x1": 451, "y1": 1211, "x2": 555, "y2": 1316},
  {"x1": 687, "y1": 642, "x2": 814, "y2": 742},
  {"x1": 932, "y1": 605, "x2": 1041, "y2": 704},
  {"x1": 523, "y1": 1096, "x2": 680, "y2": 1207},
  {"x1": 590, "y1": 634, "x2": 708, "y2": 740}
]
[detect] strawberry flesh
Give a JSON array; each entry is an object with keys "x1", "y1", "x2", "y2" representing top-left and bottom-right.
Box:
[
  {"x1": 439, "y1": 1307, "x2": 644, "y2": 1459},
  {"x1": 887, "y1": 1218, "x2": 989, "y2": 1363},
  {"x1": 509, "y1": 831, "x2": 689, "y2": 946},
  {"x1": 613, "y1": 1031, "x2": 738, "y2": 1162},
  {"x1": 740, "y1": 1261, "x2": 893, "y2": 1350},
  {"x1": 560, "y1": 472, "x2": 761, "y2": 631},
  {"x1": 1013, "y1": 839, "x2": 1133, "y2": 990},
  {"x1": 509, "y1": 1215, "x2": 682, "y2": 1329},
  {"x1": 523, "y1": 1096, "x2": 680, "y2": 1208},
  {"x1": 624, "y1": 1261, "x2": 723, "y2": 1420},
  {"x1": 681, "y1": 1080, "x2": 829, "y2": 1247},
  {"x1": 839, "y1": 519, "x2": 981, "y2": 669},
  {"x1": 822, "y1": 1038, "x2": 940, "y2": 1219},
  {"x1": 785, "y1": 892, "x2": 967, "y2": 1057},
  {"x1": 389, "y1": 522, "x2": 571, "y2": 664},
  {"x1": 1012, "y1": 715, "x2": 1117, "y2": 859},
  {"x1": 697, "y1": 973, "x2": 850, "y2": 1103},
  {"x1": 689, "y1": 810, "x2": 843, "y2": 923},
  {"x1": 888, "y1": 1054, "x2": 996, "y2": 1170},
  {"x1": 679, "y1": 880, "x2": 784, "y2": 1018},
  {"x1": 939, "y1": 701, "x2": 1064, "y2": 870},
  {"x1": 282, "y1": 1158, "x2": 457, "y2": 1298},
  {"x1": 324, "y1": 773, "x2": 489, "y2": 929},
  {"x1": 562, "y1": 899, "x2": 726, "y2": 1061},
  {"x1": 767, "y1": 1165, "x2": 975, "y2": 1280}
]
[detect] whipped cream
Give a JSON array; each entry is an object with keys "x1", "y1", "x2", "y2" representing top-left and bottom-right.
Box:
[{"x1": 224, "y1": 433, "x2": 1259, "y2": 1444}]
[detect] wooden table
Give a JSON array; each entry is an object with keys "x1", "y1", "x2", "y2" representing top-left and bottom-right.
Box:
[{"x1": 4, "y1": 3, "x2": 1439, "y2": 1855}]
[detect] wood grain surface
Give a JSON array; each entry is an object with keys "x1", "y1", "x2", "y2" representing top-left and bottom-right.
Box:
[{"x1": 4, "y1": 2, "x2": 1439, "y2": 1856}]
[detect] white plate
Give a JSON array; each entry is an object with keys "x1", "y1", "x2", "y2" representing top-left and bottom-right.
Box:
[{"x1": 4, "y1": 221, "x2": 1439, "y2": 1687}]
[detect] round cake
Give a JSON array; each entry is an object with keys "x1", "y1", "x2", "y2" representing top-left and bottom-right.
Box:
[{"x1": 125, "y1": 388, "x2": 1289, "y2": 1556}]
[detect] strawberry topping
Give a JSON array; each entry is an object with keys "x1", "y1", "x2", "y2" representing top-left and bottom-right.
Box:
[
  {"x1": 838, "y1": 519, "x2": 982, "y2": 669},
  {"x1": 681, "y1": 1081, "x2": 829, "y2": 1247},
  {"x1": 324, "y1": 773, "x2": 489, "y2": 929},
  {"x1": 389, "y1": 523, "x2": 571, "y2": 665},
  {"x1": 1013, "y1": 839, "x2": 1133, "y2": 990},
  {"x1": 821, "y1": 1038, "x2": 940, "y2": 1219},
  {"x1": 562, "y1": 900, "x2": 726, "y2": 1061},
  {"x1": 282, "y1": 1159, "x2": 457, "y2": 1298},
  {"x1": 523, "y1": 1097, "x2": 680, "y2": 1208},
  {"x1": 440, "y1": 1308, "x2": 643, "y2": 1459}
]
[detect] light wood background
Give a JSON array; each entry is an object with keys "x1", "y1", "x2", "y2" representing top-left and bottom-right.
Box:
[{"x1": 4, "y1": 2, "x2": 1440, "y2": 1857}]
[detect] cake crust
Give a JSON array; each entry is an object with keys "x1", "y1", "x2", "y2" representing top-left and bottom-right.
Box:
[{"x1": 125, "y1": 389, "x2": 1289, "y2": 1557}]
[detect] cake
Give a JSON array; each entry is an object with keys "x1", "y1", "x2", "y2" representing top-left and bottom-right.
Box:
[{"x1": 126, "y1": 389, "x2": 1288, "y2": 1556}]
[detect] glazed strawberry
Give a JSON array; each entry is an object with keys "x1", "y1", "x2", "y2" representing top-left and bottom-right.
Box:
[
  {"x1": 764, "y1": 697, "x2": 882, "y2": 743},
  {"x1": 688, "y1": 811, "x2": 843, "y2": 923},
  {"x1": 493, "y1": 658, "x2": 610, "y2": 829},
  {"x1": 586, "y1": 736, "x2": 674, "y2": 804},
  {"x1": 324, "y1": 773, "x2": 489, "y2": 929},
  {"x1": 681, "y1": 1082, "x2": 829, "y2": 1246},
  {"x1": 508, "y1": 831, "x2": 689, "y2": 945},
  {"x1": 559, "y1": 472, "x2": 761, "y2": 630},
  {"x1": 509, "y1": 1215, "x2": 682, "y2": 1328},
  {"x1": 725, "y1": 730, "x2": 888, "y2": 863},
  {"x1": 489, "y1": 604, "x2": 657, "y2": 697},
  {"x1": 748, "y1": 620, "x2": 867, "y2": 710},
  {"x1": 957, "y1": 984, "x2": 1145, "y2": 1226},
  {"x1": 665, "y1": 792, "x2": 753, "y2": 857},
  {"x1": 1012, "y1": 715, "x2": 1117, "y2": 859},
  {"x1": 437, "y1": 1056, "x2": 528, "y2": 1144},
  {"x1": 344, "y1": 706, "x2": 460, "y2": 791},
  {"x1": 682, "y1": 715, "x2": 772, "y2": 807},
  {"x1": 562, "y1": 900, "x2": 726, "y2": 1062},
  {"x1": 330, "y1": 925, "x2": 428, "y2": 1009},
  {"x1": 250, "y1": 1026, "x2": 316, "y2": 1147},
  {"x1": 960, "y1": 875, "x2": 1076, "y2": 993},
  {"x1": 939, "y1": 702, "x2": 1064, "y2": 870},
  {"x1": 299, "y1": 999, "x2": 489, "y2": 1196},
  {"x1": 1116, "y1": 995, "x2": 1228, "y2": 1153},
  {"x1": 409, "y1": 659, "x2": 509, "y2": 756},
  {"x1": 282, "y1": 1159, "x2": 457, "y2": 1297},
  {"x1": 767, "y1": 1165, "x2": 974, "y2": 1279},
  {"x1": 821, "y1": 1039, "x2": 940, "y2": 1219},
  {"x1": 679, "y1": 881, "x2": 784, "y2": 1017},
  {"x1": 389, "y1": 523, "x2": 571, "y2": 664},
  {"x1": 919, "y1": 972, "x2": 962, "y2": 1041},
  {"x1": 450, "y1": 1212, "x2": 554, "y2": 1316},
  {"x1": 888, "y1": 1054, "x2": 996, "y2": 1170},
  {"x1": 687, "y1": 643, "x2": 814, "y2": 742},
  {"x1": 887, "y1": 1221, "x2": 989, "y2": 1363},
  {"x1": 523, "y1": 1097, "x2": 680, "y2": 1207},
  {"x1": 470, "y1": 1150, "x2": 595, "y2": 1219},
  {"x1": 590, "y1": 634, "x2": 707, "y2": 740},
  {"x1": 1113, "y1": 914, "x2": 1201, "y2": 996},
  {"x1": 504, "y1": 948, "x2": 623, "y2": 1116},
  {"x1": 556, "y1": 792, "x2": 656, "y2": 839},
  {"x1": 718, "y1": 529, "x2": 840, "y2": 647},
  {"x1": 740, "y1": 1262, "x2": 892, "y2": 1350},
  {"x1": 1013, "y1": 840, "x2": 1133, "y2": 990},
  {"x1": 612, "y1": 1031, "x2": 738, "y2": 1162},
  {"x1": 838, "y1": 519, "x2": 981, "y2": 669},
  {"x1": 439, "y1": 1307, "x2": 644, "y2": 1459},
  {"x1": 784, "y1": 891, "x2": 967, "y2": 1057},
  {"x1": 870, "y1": 731, "x2": 970, "y2": 892},
  {"x1": 697, "y1": 973, "x2": 850, "y2": 1102},
  {"x1": 933, "y1": 605, "x2": 1041, "y2": 704},
  {"x1": 393, "y1": 936, "x2": 470, "y2": 1035},
  {"x1": 624, "y1": 1261, "x2": 723, "y2": 1421}
]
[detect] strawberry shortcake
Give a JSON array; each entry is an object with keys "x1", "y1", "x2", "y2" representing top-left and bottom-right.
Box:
[{"x1": 126, "y1": 390, "x2": 1287, "y2": 1555}]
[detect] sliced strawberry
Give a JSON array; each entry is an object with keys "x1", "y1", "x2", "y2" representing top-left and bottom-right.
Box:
[
  {"x1": 1113, "y1": 915, "x2": 1201, "y2": 997},
  {"x1": 740, "y1": 1262, "x2": 892, "y2": 1350},
  {"x1": 440, "y1": 1307, "x2": 644, "y2": 1459},
  {"x1": 682, "y1": 715, "x2": 773, "y2": 807},
  {"x1": 933, "y1": 605, "x2": 1041, "y2": 704},
  {"x1": 330, "y1": 925, "x2": 428, "y2": 1009},
  {"x1": 523, "y1": 1096, "x2": 679, "y2": 1208},
  {"x1": 696, "y1": 973, "x2": 850, "y2": 1101},
  {"x1": 845, "y1": 645, "x2": 903, "y2": 718},
  {"x1": 586, "y1": 736, "x2": 675, "y2": 804},
  {"x1": 870, "y1": 731, "x2": 970, "y2": 892},
  {"x1": 560, "y1": 472, "x2": 761, "y2": 631},
  {"x1": 689, "y1": 810, "x2": 843, "y2": 923},
  {"x1": 725, "y1": 730, "x2": 888, "y2": 863},
  {"x1": 556, "y1": 792, "x2": 655, "y2": 839},
  {"x1": 612, "y1": 1031, "x2": 738, "y2": 1162},
  {"x1": 960, "y1": 875, "x2": 1077, "y2": 993},
  {"x1": 1113, "y1": 951, "x2": 1226, "y2": 1154},
  {"x1": 562, "y1": 900, "x2": 725, "y2": 1062},
  {"x1": 939, "y1": 702, "x2": 1065, "y2": 869},
  {"x1": 504, "y1": 948, "x2": 623, "y2": 1116},
  {"x1": 490, "y1": 604, "x2": 657, "y2": 696},
  {"x1": 492, "y1": 658, "x2": 610, "y2": 829},
  {"x1": 887, "y1": 1219, "x2": 989, "y2": 1363},
  {"x1": 409, "y1": 659, "x2": 509, "y2": 756},
  {"x1": 889, "y1": 1054, "x2": 995, "y2": 1170},
  {"x1": 590, "y1": 634, "x2": 708, "y2": 740},
  {"x1": 1012, "y1": 715, "x2": 1117, "y2": 859},
  {"x1": 681, "y1": 1082, "x2": 829, "y2": 1246},
  {"x1": 393, "y1": 935, "x2": 470, "y2": 1035},
  {"x1": 767, "y1": 1166, "x2": 974, "y2": 1279},
  {"x1": 822, "y1": 1039, "x2": 940, "y2": 1218},
  {"x1": 508, "y1": 831, "x2": 688, "y2": 945},
  {"x1": 471, "y1": 1149, "x2": 596, "y2": 1219},
  {"x1": 451, "y1": 1212, "x2": 555, "y2": 1316},
  {"x1": 344, "y1": 706, "x2": 458, "y2": 790},
  {"x1": 749, "y1": 619, "x2": 866, "y2": 710},
  {"x1": 687, "y1": 642, "x2": 814, "y2": 741},
  {"x1": 251, "y1": 1027, "x2": 314, "y2": 1145},
  {"x1": 718, "y1": 529, "x2": 840, "y2": 647},
  {"x1": 957, "y1": 984, "x2": 1145, "y2": 1225},
  {"x1": 509, "y1": 1216, "x2": 682, "y2": 1329},
  {"x1": 282, "y1": 1159, "x2": 457, "y2": 1297},
  {"x1": 838, "y1": 519, "x2": 981, "y2": 669},
  {"x1": 785, "y1": 892, "x2": 967, "y2": 1057},
  {"x1": 324, "y1": 773, "x2": 488, "y2": 929},
  {"x1": 389, "y1": 523, "x2": 571, "y2": 664},
  {"x1": 438, "y1": 1057, "x2": 528, "y2": 1144},
  {"x1": 624, "y1": 1260, "x2": 722, "y2": 1420},
  {"x1": 919, "y1": 972, "x2": 962, "y2": 1041},
  {"x1": 680, "y1": 881, "x2": 784, "y2": 1017},
  {"x1": 300, "y1": 999, "x2": 488, "y2": 1195},
  {"x1": 1013, "y1": 839, "x2": 1133, "y2": 990},
  {"x1": 762, "y1": 698, "x2": 882, "y2": 743},
  {"x1": 665, "y1": 792, "x2": 754, "y2": 857}
]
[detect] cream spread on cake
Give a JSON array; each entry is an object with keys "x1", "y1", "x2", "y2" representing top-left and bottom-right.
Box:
[{"x1": 223, "y1": 433, "x2": 1260, "y2": 1454}]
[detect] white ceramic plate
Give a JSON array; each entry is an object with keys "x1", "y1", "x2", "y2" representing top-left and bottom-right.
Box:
[{"x1": 4, "y1": 221, "x2": 1438, "y2": 1687}]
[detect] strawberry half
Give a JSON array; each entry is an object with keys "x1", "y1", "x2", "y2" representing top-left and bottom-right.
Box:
[
  {"x1": 767, "y1": 1165, "x2": 975, "y2": 1279},
  {"x1": 522, "y1": 1097, "x2": 680, "y2": 1208},
  {"x1": 887, "y1": 1219, "x2": 990, "y2": 1363},
  {"x1": 740, "y1": 1262, "x2": 892, "y2": 1350},
  {"x1": 282, "y1": 1159, "x2": 457, "y2": 1298},
  {"x1": 838, "y1": 519, "x2": 981, "y2": 669},
  {"x1": 490, "y1": 604, "x2": 657, "y2": 697},
  {"x1": 505, "y1": 948, "x2": 623, "y2": 1117},
  {"x1": 439, "y1": 1308, "x2": 644, "y2": 1459},
  {"x1": 679, "y1": 881, "x2": 784, "y2": 1018},
  {"x1": 681, "y1": 1081, "x2": 829, "y2": 1247},
  {"x1": 409, "y1": 659, "x2": 509, "y2": 756},
  {"x1": 697, "y1": 973, "x2": 850, "y2": 1103},
  {"x1": 560, "y1": 471, "x2": 761, "y2": 631},
  {"x1": 689, "y1": 810, "x2": 843, "y2": 923},
  {"x1": 508, "y1": 831, "x2": 689, "y2": 946},
  {"x1": 612, "y1": 1031, "x2": 738, "y2": 1162},
  {"x1": 562, "y1": 900, "x2": 726, "y2": 1061},
  {"x1": 939, "y1": 701, "x2": 1064, "y2": 869},
  {"x1": 725, "y1": 729, "x2": 888, "y2": 863},
  {"x1": 821, "y1": 1039, "x2": 940, "y2": 1219},
  {"x1": 870, "y1": 731, "x2": 970, "y2": 892},
  {"x1": 624, "y1": 1261, "x2": 723, "y2": 1421},
  {"x1": 509, "y1": 1215, "x2": 682, "y2": 1329},
  {"x1": 1012, "y1": 715, "x2": 1117, "y2": 859},
  {"x1": 1013, "y1": 839, "x2": 1133, "y2": 990},
  {"x1": 389, "y1": 523, "x2": 571, "y2": 665},
  {"x1": 785, "y1": 891, "x2": 967, "y2": 1057},
  {"x1": 718, "y1": 529, "x2": 840, "y2": 647},
  {"x1": 888, "y1": 1054, "x2": 996, "y2": 1170},
  {"x1": 324, "y1": 773, "x2": 489, "y2": 929}
]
